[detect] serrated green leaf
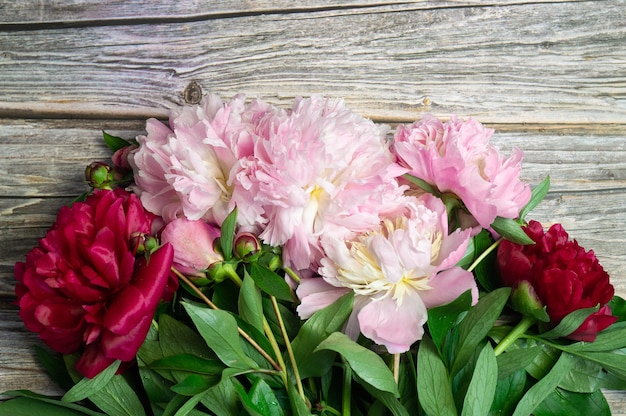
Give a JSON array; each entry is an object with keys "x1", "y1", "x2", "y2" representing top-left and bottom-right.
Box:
[
  {"x1": 427, "y1": 290, "x2": 472, "y2": 352},
  {"x1": 491, "y1": 217, "x2": 535, "y2": 245},
  {"x1": 102, "y1": 131, "x2": 132, "y2": 152},
  {"x1": 183, "y1": 302, "x2": 257, "y2": 370},
  {"x1": 417, "y1": 335, "x2": 457, "y2": 416},
  {"x1": 238, "y1": 270, "x2": 265, "y2": 332},
  {"x1": 462, "y1": 343, "x2": 498, "y2": 416},
  {"x1": 250, "y1": 262, "x2": 294, "y2": 302},
  {"x1": 452, "y1": 288, "x2": 510, "y2": 375},
  {"x1": 62, "y1": 360, "x2": 121, "y2": 403},
  {"x1": 512, "y1": 352, "x2": 575, "y2": 416},
  {"x1": 0, "y1": 391, "x2": 105, "y2": 415},
  {"x1": 220, "y1": 208, "x2": 238, "y2": 260},
  {"x1": 292, "y1": 292, "x2": 353, "y2": 379},
  {"x1": 518, "y1": 176, "x2": 550, "y2": 221},
  {"x1": 539, "y1": 306, "x2": 599, "y2": 339},
  {"x1": 533, "y1": 388, "x2": 611, "y2": 416},
  {"x1": 496, "y1": 346, "x2": 542, "y2": 380},
  {"x1": 315, "y1": 332, "x2": 399, "y2": 396}
]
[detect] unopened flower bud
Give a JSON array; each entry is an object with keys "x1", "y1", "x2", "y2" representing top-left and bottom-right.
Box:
[
  {"x1": 234, "y1": 232, "x2": 261, "y2": 260},
  {"x1": 85, "y1": 162, "x2": 115, "y2": 189},
  {"x1": 130, "y1": 232, "x2": 159, "y2": 256},
  {"x1": 207, "y1": 261, "x2": 238, "y2": 284}
]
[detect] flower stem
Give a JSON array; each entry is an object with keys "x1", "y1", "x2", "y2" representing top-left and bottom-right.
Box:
[
  {"x1": 342, "y1": 361, "x2": 352, "y2": 416},
  {"x1": 493, "y1": 315, "x2": 536, "y2": 356},
  {"x1": 270, "y1": 295, "x2": 305, "y2": 401},
  {"x1": 173, "y1": 267, "x2": 282, "y2": 371},
  {"x1": 393, "y1": 353, "x2": 400, "y2": 385},
  {"x1": 284, "y1": 266, "x2": 301, "y2": 284},
  {"x1": 467, "y1": 238, "x2": 502, "y2": 273}
]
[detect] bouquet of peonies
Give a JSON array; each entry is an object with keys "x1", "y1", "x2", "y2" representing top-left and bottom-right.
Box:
[{"x1": 3, "y1": 94, "x2": 626, "y2": 416}]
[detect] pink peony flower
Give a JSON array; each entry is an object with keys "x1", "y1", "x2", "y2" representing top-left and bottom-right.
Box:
[
  {"x1": 392, "y1": 115, "x2": 531, "y2": 230},
  {"x1": 160, "y1": 217, "x2": 222, "y2": 277},
  {"x1": 14, "y1": 189, "x2": 174, "y2": 378},
  {"x1": 232, "y1": 95, "x2": 405, "y2": 271},
  {"x1": 129, "y1": 94, "x2": 275, "y2": 225},
  {"x1": 297, "y1": 194, "x2": 476, "y2": 353}
]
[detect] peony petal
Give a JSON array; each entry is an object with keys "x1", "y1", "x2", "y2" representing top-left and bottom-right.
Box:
[
  {"x1": 75, "y1": 341, "x2": 117, "y2": 379},
  {"x1": 420, "y1": 267, "x2": 478, "y2": 308},
  {"x1": 357, "y1": 291, "x2": 427, "y2": 354},
  {"x1": 103, "y1": 285, "x2": 146, "y2": 335},
  {"x1": 296, "y1": 277, "x2": 350, "y2": 319}
]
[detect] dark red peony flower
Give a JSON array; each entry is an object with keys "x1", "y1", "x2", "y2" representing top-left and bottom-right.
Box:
[
  {"x1": 14, "y1": 189, "x2": 174, "y2": 378},
  {"x1": 497, "y1": 220, "x2": 617, "y2": 342}
]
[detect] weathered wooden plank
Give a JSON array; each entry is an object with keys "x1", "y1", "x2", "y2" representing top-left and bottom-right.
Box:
[
  {"x1": 0, "y1": 0, "x2": 590, "y2": 25},
  {"x1": 0, "y1": 1, "x2": 624, "y2": 123}
]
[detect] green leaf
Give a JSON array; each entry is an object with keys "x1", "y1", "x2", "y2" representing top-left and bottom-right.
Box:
[
  {"x1": 34, "y1": 345, "x2": 75, "y2": 391},
  {"x1": 249, "y1": 262, "x2": 294, "y2": 302},
  {"x1": 496, "y1": 346, "x2": 542, "y2": 380},
  {"x1": 533, "y1": 388, "x2": 611, "y2": 416},
  {"x1": 159, "y1": 314, "x2": 213, "y2": 358},
  {"x1": 470, "y1": 230, "x2": 499, "y2": 292},
  {"x1": 571, "y1": 350, "x2": 626, "y2": 379},
  {"x1": 509, "y1": 281, "x2": 550, "y2": 322},
  {"x1": 491, "y1": 217, "x2": 534, "y2": 245},
  {"x1": 518, "y1": 176, "x2": 550, "y2": 221},
  {"x1": 182, "y1": 302, "x2": 257, "y2": 370},
  {"x1": 220, "y1": 208, "x2": 238, "y2": 260},
  {"x1": 286, "y1": 378, "x2": 313, "y2": 416},
  {"x1": 149, "y1": 354, "x2": 224, "y2": 376},
  {"x1": 417, "y1": 335, "x2": 457, "y2": 416},
  {"x1": 512, "y1": 352, "x2": 575, "y2": 416},
  {"x1": 292, "y1": 292, "x2": 353, "y2": 379},
  {"x1": 62, "y1": 360, "x2": 121, "y2": 403},
  {"x1": 248, "y1": 378, "x2": 286, "y2": 416},
  {"x1": 452, "y1": 288, "x2": 510, "y2": 375},
  {"x1": 490, "y1": 370, "x2": 527, "y2": 416},
  {"x1": 566, "y1": 321, "x2": 626, "y2": 352},
  {"x1": 609, "y1": 296, "x2": 626, "y2": 322},
  {"x1": 402, "y1": 173, "x2": 437, "y2": 194},
  {"x1": 557, "y1": 357, "x2": 604, "y2": 393},
  {"x1": 1, "y1": 391, "x2": 105, "y2": 415},
  {"x1": 200, "y1": 377, "x2": 242, "y2": 416},
  {"x1": 315, "y1": 332, "x2": 399, "y2": 396},
  {"x1": 102, "y1": 131, "x2": 132, "y2": 152},
  {"x1": 539, "y1": 306, "x2": 599, "y2": 339},
  {"x1": 171, "y1": 374, "x2": 217, "y2": 396},
  {"x1": 359, "y1": 381, "x2": 412, "y2": 416},
  {"x1": 462, "y1": 343, "x2": 498, "y2": 416},
  {"x1": 0, "y1": 397, "x2": 99, "y2": 416},
  {"x1": 89, "y1": 373, "x2": 148, "y2": 416},
  {"x1": 238, "y1": 270, "x2": 265, "y2": 332},
  {"x1": 427, "y1": 290, "x2": 472, "y2": 352}
]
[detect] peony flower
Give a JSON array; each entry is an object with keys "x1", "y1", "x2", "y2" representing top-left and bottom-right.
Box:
[
  {"x1": 297, "y1": 194, "x2": 476, "y2": 353},
  {"x1": 14, "y1": 189, "x2": 174, "y2": 378},
  {"x1": 129, "y1": 94, "x2": 275, "y2": 225},
  {"x1": 232, "y1": 95, "x2": 405, "y2": 271},
  {"x1": 392, "y1": 115, "x2": 531, "y2": 230},
  {"x1": 497, "y1": 220, "x2": 617, "y2": 342},
  {"x1": 160, "y1": 217, "x2": 222, "y2": 277}
]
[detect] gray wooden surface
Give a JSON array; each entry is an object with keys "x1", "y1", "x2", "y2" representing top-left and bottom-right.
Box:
[{"x1": 1, "y1": 0, "x2": 625, "y2": 413}]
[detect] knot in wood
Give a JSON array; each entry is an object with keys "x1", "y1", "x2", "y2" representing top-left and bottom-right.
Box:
[{"x1": 183, "y1": 81, "x2": 203, "y2": 104}]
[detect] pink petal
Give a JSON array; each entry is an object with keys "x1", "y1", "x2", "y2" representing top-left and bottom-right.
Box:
[{"x1": 420, "y1": 267, "x2": 478, "y2": 309}]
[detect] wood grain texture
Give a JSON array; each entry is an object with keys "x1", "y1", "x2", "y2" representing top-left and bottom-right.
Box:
[
  {"x1": 1, "y1": 0, "x2": 625, "y2": 412},
  {"x1": 0, "y1": 1, "x2": 624, "y2": 123}
]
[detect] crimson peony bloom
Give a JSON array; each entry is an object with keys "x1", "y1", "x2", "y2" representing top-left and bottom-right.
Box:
[
  {"x1": 14, "y1": 189, "x2": 174, "y2": 378},
  {"x1": 497, "y1": 220, "x2": 617, "y2": 342}
]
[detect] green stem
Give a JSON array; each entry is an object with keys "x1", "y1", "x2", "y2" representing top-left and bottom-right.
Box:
[
  {"x1": 494, "y1": 315, "x2": 536, "y2": 356},
  {"x1": 342, "y1": 362, "x2": 352, "y2": 416},
  {"x1": 467, "y1": 238, "x2": 502, "y2": 273},
  {"x1": 270, "y1": 296, "x2": 305, "y2": 401},
  {"x1": 284, "y1": 266, "x2": 301, "y2": 284},
  {"x1": 393, "y1": 353, "x2": 400, "y2": 385}
]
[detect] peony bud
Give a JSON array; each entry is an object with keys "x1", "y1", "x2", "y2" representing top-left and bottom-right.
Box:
[
  {"x1": 85, "y1": 162, "x2": 115, "y2": 189},
  {"x1": 130, "y1": 232, "x2": 159, "y2": 256},
  {"x1": 234, "y1": 232, "x2": 261, "y2": 261},
  {"x1": 160, "y1": 218, "x2": 223, "y2": 276}
]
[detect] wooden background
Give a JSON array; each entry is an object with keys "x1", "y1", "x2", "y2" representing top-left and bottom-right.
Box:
[{"x1": 1, "y1": 0, "x2": 625, "y2": 412}]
